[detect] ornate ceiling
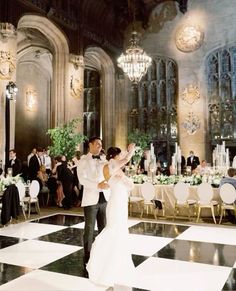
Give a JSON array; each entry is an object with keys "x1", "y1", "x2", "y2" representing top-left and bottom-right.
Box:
[{"x1": 1, "y1": 0, "x2": 188, "y2": 55}]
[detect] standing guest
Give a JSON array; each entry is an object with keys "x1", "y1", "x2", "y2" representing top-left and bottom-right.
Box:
[
  {"x1": 28, "y1": 147, "x2": 44, "y2": 181},
  {"x1": 77, "y1": 137, "x2": 110, "y2": 266},
  {"x1": 57, "y1": 155, "x2": 74, "y2": 210},
  {"x1": 138, "y1": 149, "x2": 150, "y2": 174},
  {"x1": 42, "y1": 148, "x2": 52, "y2": 175},
  {"x1": 49, "y1": 156, "x2": 64, "y2": 207},
  {"x1": 187, "y1": 150, "x2": 200, "y2": 171},
  {"x1": 7, "y1": 149, "x2": 22, "y2": 176},
  {"x1": 27, "y1": 148, "x2": 37, "y2": 166}
]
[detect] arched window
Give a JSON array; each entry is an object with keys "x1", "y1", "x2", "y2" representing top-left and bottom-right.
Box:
[
  {"x1": 207, "y1": 47, "x2": 236, "y2": 150},
  {"x1": 83, "y1": 69, "x2": 101, "y2": 138},
  {"x1": 128, "y1": 56, "x2": 178, "y2": 166}
]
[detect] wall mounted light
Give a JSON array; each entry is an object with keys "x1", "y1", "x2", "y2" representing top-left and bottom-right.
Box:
[
  {"x1": 25, "y1": 88, "x2": 37, "y2": 111},
  {"x1": 6, "y1": 81, "x2": 18, "y2": 100}
]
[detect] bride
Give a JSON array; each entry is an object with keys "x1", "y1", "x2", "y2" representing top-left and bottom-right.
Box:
[{"x1": 86, "y1": 143, "x2": 136, "y2": 288}]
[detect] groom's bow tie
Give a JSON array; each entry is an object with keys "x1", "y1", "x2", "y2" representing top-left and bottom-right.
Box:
[{"x1": 92, "y1": 155, "x2": 100, "y2": 160}]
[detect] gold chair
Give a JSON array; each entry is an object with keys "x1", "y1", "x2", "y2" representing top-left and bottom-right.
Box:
[
  {"x1": 197, "y1": 182, "x2": 219, "y2": 224},
  {"x1": 219, "y1": 183, "x2": 236, "y2": 224},
  {"x1": 23, "y1": 180, "x2": 40, "y2": 218},
  {"x1": 173, "y1": 182, "x2": 197, "y2": 220}
]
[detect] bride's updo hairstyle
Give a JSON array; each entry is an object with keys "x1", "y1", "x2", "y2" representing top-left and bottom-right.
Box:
[{"x1": 106, "y1": 147, "x2": 121, "y2": 161}]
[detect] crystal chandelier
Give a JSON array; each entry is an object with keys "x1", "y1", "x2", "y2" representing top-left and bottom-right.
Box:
[{"x1": 117, "y1": 30, "x2": 152, "y2": 84}]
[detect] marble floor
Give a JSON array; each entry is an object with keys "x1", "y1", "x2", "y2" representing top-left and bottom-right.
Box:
[{"x1": 0, "y1": 213, "x2": 236, "y2": 291}]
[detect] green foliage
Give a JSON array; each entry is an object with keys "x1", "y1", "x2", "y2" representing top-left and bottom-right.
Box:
[
  {"x1": 128, "y1": 129, "x2": 151, "y2": 164},
  {"x1": 128, "y1": 129, "x2": 151, "y2": 150},
  {"x1": 47, "y1": 118, "x2": 87, "y2": 160}
]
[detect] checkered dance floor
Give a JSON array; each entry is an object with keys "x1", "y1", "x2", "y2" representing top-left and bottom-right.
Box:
[{"x1": 0, "y1": 213, "x2": 236, "y2": 291}]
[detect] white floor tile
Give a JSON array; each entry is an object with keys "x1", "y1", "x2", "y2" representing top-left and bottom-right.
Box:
[
  {"x1": 0, "y1": 222, "x2": 66, "y2": 239},
  {"x1": 72, "y1": 221, "x2": 98, "y2": 230},
  {"x1": 129, "y1": 233, "x2": 173, "y2": 256},
  {"x1": 127, "y1": 219, "x2": 140, "y2": 228},
  {"x1": 177, "y1": 225, "x2": 236, "y2": 245},
  {"x1": 0, "y1": 240, "x2": 81, "y2": 268},
  {"x1": 134, "y1": 257, "x2": 232, "y2": 291},
  {"x1": 0, "y1": 269, "x2": 107, "y2": 291}
]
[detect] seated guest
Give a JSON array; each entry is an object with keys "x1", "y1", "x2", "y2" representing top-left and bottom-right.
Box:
[
  {"x1": 7, "y1": 149, "x2": 22, "y2": 176},
  {"x1": 196, "y1": 160, "x2": 208, "y2": 175},
  {"x1": 187, "y1": 150, "x2": 200, "y2": 171},
  {"x1": 220, "y1": 167, "x2": 236, "y2": 223},
  {"x1": 220, "y1": 168, "x2": 236, "y2": 188}
]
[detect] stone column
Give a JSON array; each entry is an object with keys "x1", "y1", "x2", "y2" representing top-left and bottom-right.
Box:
[{"x1": 0, "y1": 23, "x2": 17, "y2": 166}]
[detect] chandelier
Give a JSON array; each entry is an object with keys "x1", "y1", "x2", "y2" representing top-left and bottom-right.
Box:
[{"x1": 117, "y1": 30, "x2": 152, "y2": 84}]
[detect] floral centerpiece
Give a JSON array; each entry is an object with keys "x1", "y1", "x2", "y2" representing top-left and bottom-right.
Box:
[
  {"x1": 0, "y1": 174, "x2": 22, "y2": 192},
  {"x1": 131, "y1": 173, "x2": 221, "y2": 187}
]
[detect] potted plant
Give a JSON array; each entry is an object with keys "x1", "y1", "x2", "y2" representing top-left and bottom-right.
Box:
[
  {"x1": 47, "y1": 118, "x2": 87, "y2": 161},
  {"x1": 128, "y1": 129, "x2": 151, "y2": 165}
]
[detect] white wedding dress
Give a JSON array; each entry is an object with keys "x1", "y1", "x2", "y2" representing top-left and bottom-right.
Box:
[{"x1": 86, "y1": 152, "x2": 135, "y2": 287}]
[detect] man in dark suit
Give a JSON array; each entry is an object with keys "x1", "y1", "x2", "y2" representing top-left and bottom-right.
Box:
[
  {"x1": 7, "y1": 149, "x2": 22, "y2": 176},
  {"x1": 187, "y1": 150, "x2": 200, "y2": 170},
  {"x1": 28, "y1": 147, "x2": 43, "y2": 181}
]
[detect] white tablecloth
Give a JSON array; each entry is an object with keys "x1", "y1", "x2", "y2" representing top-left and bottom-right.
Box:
[{"x1": 131, "y1": 184, "x2": 220, "y2": 217}]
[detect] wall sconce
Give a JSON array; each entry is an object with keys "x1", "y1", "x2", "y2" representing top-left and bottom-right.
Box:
[
  {"x1": 25, "y1": 89, "x2": 37, "y2": 111},
  {"x1": 6, "y1": 81, "x2": 18, "y2": 100}
]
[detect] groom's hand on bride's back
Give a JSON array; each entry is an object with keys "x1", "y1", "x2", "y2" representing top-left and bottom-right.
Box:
[{"x1": 98, "y1": 180, "x2": 110, "y2": 190}]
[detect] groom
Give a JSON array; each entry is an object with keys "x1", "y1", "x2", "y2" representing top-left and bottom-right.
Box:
[{"x1": 77, "y1": 137, "x2": 110, "y2": 265}]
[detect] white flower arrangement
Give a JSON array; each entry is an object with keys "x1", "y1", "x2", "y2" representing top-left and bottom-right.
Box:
[
  {"x1": 0, "y1": 174, "x2": 22, "y2": 192},
  {"x1": 131, "y1": 173, "x2": 221, "y2": 186}
]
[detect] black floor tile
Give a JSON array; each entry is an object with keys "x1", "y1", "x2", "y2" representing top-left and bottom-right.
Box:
[
  {"x1": 155, "y1": 239, "x2": 236, "y2": 267},
  {"x1": 30, "y1": 214, "x2": 84, "y2": 226},
  {"x1": 129, "y1": 222, "x2": 189, "y2": 238},
  {"x1": 0, "y1": 263, "x2": 32, "y2": 285},
  {"x1": 222, "y1": 268, "x2": 236, "y2": 290},
  {"x1": 0, "y1": 236, "x2": 25, "y2": 249},
  {"x1": 36, "y1": 227, "x2": 91, "y2": 246},
  {"x1": 41, "y1": 249, "x2": 86, "y2": 277},
  {"x1": 132, "y1": 254, "x2": 149, "y2": 267}
]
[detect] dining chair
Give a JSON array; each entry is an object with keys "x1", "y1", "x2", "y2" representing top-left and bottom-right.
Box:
[
  {"x1": 140, "y1": 182, "x2": 157, "y2": 219},
  {"x1": 16, "y1": 181, "x2": 26, "y2": 220},
  {"x1": 173, "y1": 182, "x2": 197, "y2": 220},
  {"x1": 128, "y1": 194, "x2": 144, "y2": 217},
  {"x1": 23, "y1": 180, "x2": 40, "y2": 218},
  {"x1": 219, "y1": 183, "x2": 236, "y2": 224},
  {"x1": 197, "y1": 182, "x2": 219, "y2": 224}
]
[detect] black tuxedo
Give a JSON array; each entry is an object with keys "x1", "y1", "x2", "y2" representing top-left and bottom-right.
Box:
[
  {"x1": 187, "y1": 155, "x2": 200, "y2": 170},
  {"x1": 139, "y1": 157, "x2": 148, "y2": 174},
  {"x1": 28, "y1": 154, "x2": 41, "y2": 181},
  {"x1": 7, "y1": 158, "x2": 22, "y2": 176}
]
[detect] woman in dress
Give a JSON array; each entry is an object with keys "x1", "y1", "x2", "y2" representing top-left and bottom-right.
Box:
[{"x1": 86, "y1": 143, "x2": 136, "y2": 288}]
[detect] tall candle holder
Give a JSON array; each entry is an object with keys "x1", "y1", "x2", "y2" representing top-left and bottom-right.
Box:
[
  {"x1": 212, "y1": 141, "x2": 229, "y2": 175},
  {"x1": 171, "y1": 142, "x2": 182, "y2": 175}
]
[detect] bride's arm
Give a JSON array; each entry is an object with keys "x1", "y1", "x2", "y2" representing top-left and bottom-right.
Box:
[{"x1": 110, "y1": 143, "x2": 136, "y2": 173}]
